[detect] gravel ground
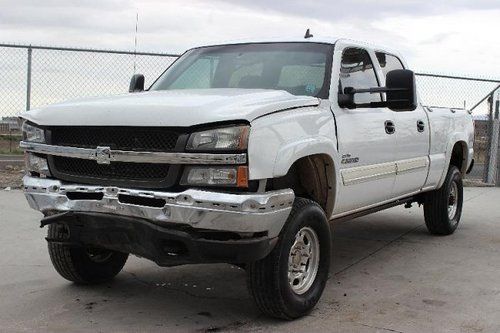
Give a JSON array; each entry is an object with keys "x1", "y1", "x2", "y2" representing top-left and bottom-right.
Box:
[{"x1": 0, "y1": 167, "x2": 24, "y2": 189}]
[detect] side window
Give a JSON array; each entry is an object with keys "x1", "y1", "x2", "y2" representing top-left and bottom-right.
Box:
[
  {"x1": 169, "y1": 57, "x2": 218, "y2": 89},
  {"x1": 340, "y1": 48, "x2": 381, "y2": 103},
  {"x1": 376, "y1": 52, "x2": 404, "y2": 77}
]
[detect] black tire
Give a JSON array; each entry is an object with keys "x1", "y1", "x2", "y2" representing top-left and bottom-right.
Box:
[
  {"x1": 424, "y1": 165, "x2": 463, "y2": 235},
  {"x1": 47, "y1": 223, "x2": 129, "y2": 284},
  {"x1": 247, "y1": 198, "x2": 331, "y2": 320}
]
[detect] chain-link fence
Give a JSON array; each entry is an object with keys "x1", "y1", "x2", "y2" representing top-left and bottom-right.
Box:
[
  {"x1": 0, "y1": 44, "x2": 178, "y2": 117},
  {"x1": 1, "y1": 43, "x2": 499, "y2": 185},
  {"x1": 415, "y1": 73, "x2": 500, "y2": 184}
]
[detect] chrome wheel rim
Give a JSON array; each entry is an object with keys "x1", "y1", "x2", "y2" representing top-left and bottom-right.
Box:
[
  {"x1": 448, "y1": 181, "x2": 459, "y2": 220},
  {"x1": 288, "y1": 226, "x2": 320, "y2": 295}
]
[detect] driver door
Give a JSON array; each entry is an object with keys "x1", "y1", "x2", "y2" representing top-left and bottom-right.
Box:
[{"x1": 332, "y1": 45, "x2": 397, "y2": 215}]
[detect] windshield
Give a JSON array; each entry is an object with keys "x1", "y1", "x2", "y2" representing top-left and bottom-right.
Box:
[{"x1": 150, "y1": 42, "x2": 334, "y2": 98}]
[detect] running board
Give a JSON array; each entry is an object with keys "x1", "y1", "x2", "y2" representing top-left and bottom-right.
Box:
[{"x1": 332, "y1": 196, "x2": 417, "y2": 223}]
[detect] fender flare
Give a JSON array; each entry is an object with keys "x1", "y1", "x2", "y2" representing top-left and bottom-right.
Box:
[
  {"x1": 272, "y1": 136, "x2": 338, "y2": 177},
  {"x1": 437, "y1": 134, "x2": 469, "y2": 188},
  {"x1": 272, "y1": 137, "x2": 339, "y2": 217}
]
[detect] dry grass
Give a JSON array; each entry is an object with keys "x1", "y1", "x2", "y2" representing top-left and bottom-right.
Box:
[{"x1": 0, "y1": 134, "x2": 23, "y2": 155}]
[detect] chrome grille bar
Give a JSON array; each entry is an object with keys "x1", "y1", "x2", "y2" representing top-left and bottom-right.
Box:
[{"x1": 20, "y1": 141, "x2": 247, "y2": 165}]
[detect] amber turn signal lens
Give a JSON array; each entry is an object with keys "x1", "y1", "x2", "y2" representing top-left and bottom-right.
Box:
[{"x1": 237, "y1": 166, "x2": 249, "y2": 188}]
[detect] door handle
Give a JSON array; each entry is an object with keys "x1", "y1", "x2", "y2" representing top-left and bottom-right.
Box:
[
  {"x1": 385, "y1": 120, "x2": 396, "y2": 134},
  {"x1": 417, "y1": 120, "x2": 425, "y2": 132}
]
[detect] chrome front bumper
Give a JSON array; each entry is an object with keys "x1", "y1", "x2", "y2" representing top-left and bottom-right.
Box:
[{"x1": 23, "y1": 176, "x2": 294, "y2": 238}]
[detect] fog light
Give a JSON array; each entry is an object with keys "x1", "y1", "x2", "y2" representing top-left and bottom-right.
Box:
[
  {"x1": 25, "y1": 153, "x2": 51, "y2": 176},
  {"x1": 181, "y1": 166, "x2": 248, "y2": 187}
]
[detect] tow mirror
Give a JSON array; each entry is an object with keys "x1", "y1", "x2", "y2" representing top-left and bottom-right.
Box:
[
  {"x1": 385, "y1": 69, "x2": 417, "y2": 111},
  {"x1": 338, "y1": 69, "x2": 417, "y2": 111},
  {"x1": 129, "y1": 74, "x2": 145, "y2": 93}
]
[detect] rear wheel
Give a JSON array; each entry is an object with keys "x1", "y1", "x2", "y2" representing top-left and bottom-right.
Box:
[
  {"x1": 47, "y1": 223, "x2": 128, "y2": 284},
  {"x1": 247, "y1": 198, "x2": 331, "y2": 319},
  {"x1": 423, "y1": 165, "x2": 463, "y2": 235}
]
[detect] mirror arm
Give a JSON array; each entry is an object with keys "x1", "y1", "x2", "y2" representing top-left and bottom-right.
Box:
[
  {"x1": 339, "y1": 70, "x2": 417, "y2": 111},
  {"x1": 339, "y1": 85, "x2": 408, "y2": 109},
  {"x1": 344, "y1": 86, "x2": 407, "y2": 95},
  {"x1": 342, "y1": 101, "x2": 389, "y2": 109},
  {"x1": 355, "y1": 101, "x2": 389, "y2": 108}
]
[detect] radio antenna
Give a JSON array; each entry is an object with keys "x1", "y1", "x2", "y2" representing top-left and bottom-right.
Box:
[{"x1": 133, "y1": 10, "x2": 139, "y2": 74}]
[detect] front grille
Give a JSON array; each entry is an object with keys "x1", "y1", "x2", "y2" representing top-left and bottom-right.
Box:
[
  {"x1": 50, "y1": 127, "x2": 180, "y2": 151},
  {"x1": 47, "y1": 126, "x2": 184, "y2": 189},
  {"x1": 53, "y1": 157, "x2": 170, "y2": 182}
]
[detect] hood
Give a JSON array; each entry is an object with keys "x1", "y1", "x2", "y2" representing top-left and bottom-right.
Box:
[{"x1": 20, "y1": 89, "x2": 319, "y2": 127}]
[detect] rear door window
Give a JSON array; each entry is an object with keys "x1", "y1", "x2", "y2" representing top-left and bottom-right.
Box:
[{"x1": 375, "y1": 52, "x2": 405, "y2": 77}]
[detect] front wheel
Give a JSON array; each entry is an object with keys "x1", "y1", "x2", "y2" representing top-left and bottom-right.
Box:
[
  {"x1": 247, "y1": 198, "x2": 331, "y2": 319},
  {"x1": 423, "y1": 165, "x2": 463, "y2": 235},
  {"x1": 47, "y1": 223, "x2": 129, "y2": 284}
]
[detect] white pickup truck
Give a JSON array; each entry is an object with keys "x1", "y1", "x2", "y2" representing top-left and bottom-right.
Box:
[{"x1": 19, "y1": 37, "x2": 474, "y2": 319}]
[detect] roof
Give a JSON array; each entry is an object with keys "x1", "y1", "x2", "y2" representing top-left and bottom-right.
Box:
[
  {"x1": 218, "y1": 36, "x2": 341, "y2": 45},
  {"x1": 189, "y1": 36, "x2": 402, "y2": 57}
]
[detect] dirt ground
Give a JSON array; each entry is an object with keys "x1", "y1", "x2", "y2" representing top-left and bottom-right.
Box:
[
  {"x1": 0, "y1": 134, "x2": 24, "y2": 189},
  {"x1": 0, "y1": 166, "x2": 24, "y2": 189}
]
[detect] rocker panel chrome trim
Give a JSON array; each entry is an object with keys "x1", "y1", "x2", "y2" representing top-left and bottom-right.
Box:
[
  {"x1": 341, "y1": 157, "x2": 429, "y2": 186},
  {"x1": 396, "y1": 157, "x2": 429, "y2": 174},
  {"x1": 341, "y1": 161, "x2": 396, "y2": 186}
]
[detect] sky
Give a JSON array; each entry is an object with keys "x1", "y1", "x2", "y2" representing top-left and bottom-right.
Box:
[
  {"x1": 1, "y1": 0, "x2": 500, "y2": 77},
  {"x1": 0, "y1": 0, "x2": 499, "y2": 117}
]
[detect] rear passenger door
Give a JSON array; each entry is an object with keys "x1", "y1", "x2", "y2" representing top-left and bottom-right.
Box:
[{"x1": 375, "y1": 52, "x2": 430, "y2": 196}]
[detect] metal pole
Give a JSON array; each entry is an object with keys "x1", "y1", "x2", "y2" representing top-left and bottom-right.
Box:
[
  {"x1": 495, "y1": 92, "x2": 500, "y2": 186},
  {"x1": 415, "y1": 72, "x2": 500, "y2": 83},
  {"x1": 26, "y1": 46, "x2": 32, "y2": 111},
  {"x1": 9, "y1": 128, "x2": 12, "y2": 153},
  {"x1": 0, "y1": 42, "x2": 180, "y2": 57},
  {"x1": 483, "y1": 95, "x2": 492, "y2": 183},
  {"x1": 486, "y1": 90, "x2": 499, "y2": 184},
  {"x1": 470, "y1": 84, "x2": 500, "y2": 112}
]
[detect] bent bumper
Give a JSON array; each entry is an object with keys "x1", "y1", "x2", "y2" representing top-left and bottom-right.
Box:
[
  {"x1": 23, "y1": 176, "x2": 294, "y2": 238},
  {"x1": 44, "y1": 212, "x2": 279, "y2": 266}
]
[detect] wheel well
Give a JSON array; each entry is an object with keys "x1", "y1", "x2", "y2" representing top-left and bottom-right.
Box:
[
  {"x1": 450, "y1": 141, "x2": 467, "y2": 173},
  {"x1": 267, "y1": 154, "x2": 335, "y2": 217}
]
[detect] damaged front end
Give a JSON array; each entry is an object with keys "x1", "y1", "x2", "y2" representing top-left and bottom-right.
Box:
[{"x1": 24, "y1": 176, "x2": 293, "y2": 266}]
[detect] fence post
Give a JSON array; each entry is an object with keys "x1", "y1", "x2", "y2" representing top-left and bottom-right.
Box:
[
  {"x1": 26, "y1": 46, "x2": 32, "y2": 111},
  {"x1": 495, "y1": 93, "x2": 500, "y2": 186},
  {"x1": 486, "y1": 91, "x2": 499, "y2": 184}
]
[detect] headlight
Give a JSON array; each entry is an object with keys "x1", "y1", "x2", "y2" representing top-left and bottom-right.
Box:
[
  {"x1": 186, "y1": 125, "x2": 249, "y2": 151},
  {"x1": 181, "y1": 166, "x2": 248, "y2": 187},
  {"x1": 22, "y1": 121, "x2": 45, "y2": 143}
]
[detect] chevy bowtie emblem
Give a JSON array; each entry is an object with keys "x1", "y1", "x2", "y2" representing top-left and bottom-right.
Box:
[{"x1": 95, "y1": 146, "x2": 112, "y2": 165}]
